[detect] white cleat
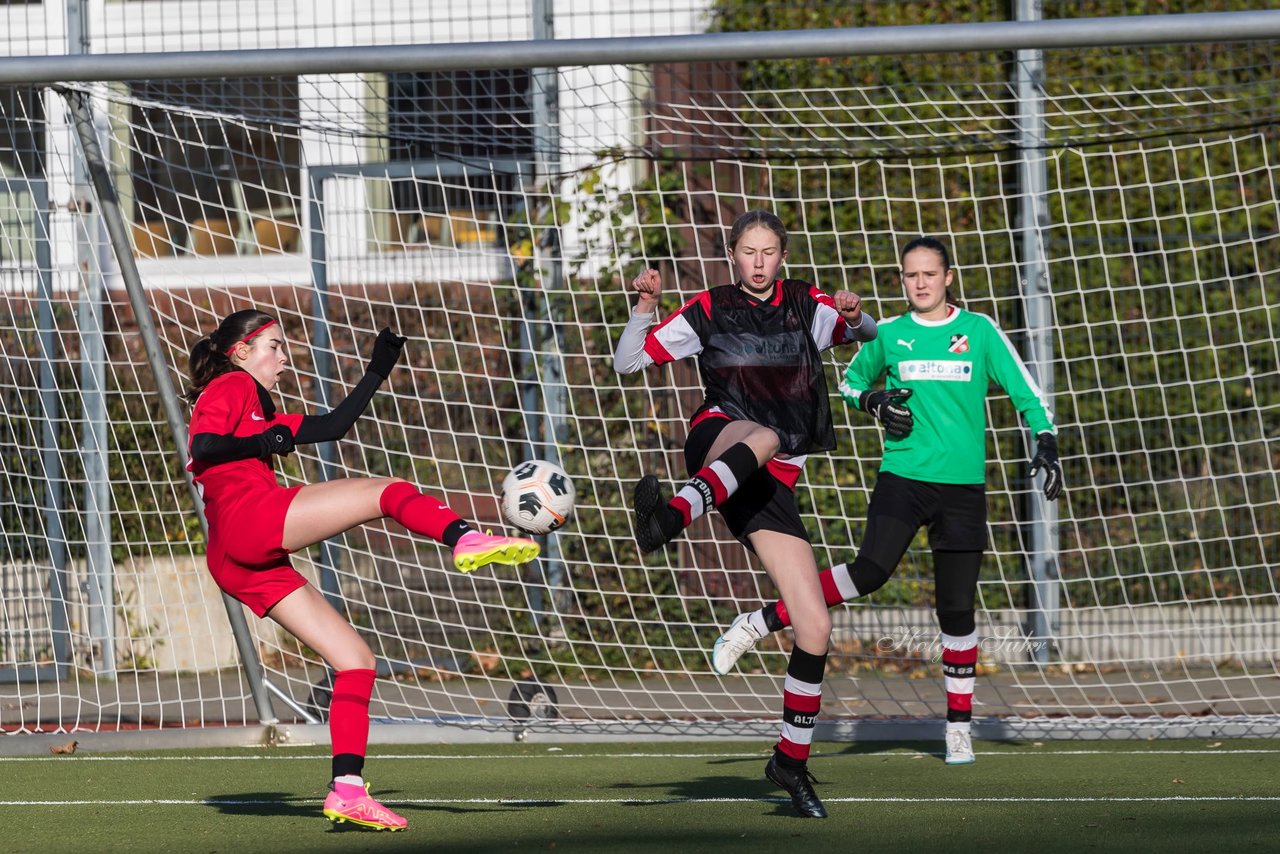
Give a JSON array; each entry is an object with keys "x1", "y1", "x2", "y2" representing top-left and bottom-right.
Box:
[
  {"x1": 945, "y1": 726, "x2": 976, "y2": 765},
  {"x1": 711, "y1": 612, "x2": 764, "y2": 675}
]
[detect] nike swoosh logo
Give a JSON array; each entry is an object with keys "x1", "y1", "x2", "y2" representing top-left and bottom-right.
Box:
[{"x1": 250, "y1": 413, "x2": 265, "y2": 421}]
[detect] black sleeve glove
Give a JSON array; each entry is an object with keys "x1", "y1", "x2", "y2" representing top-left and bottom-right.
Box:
[
  {"x1": 366, "y1": 327, "x2": 407, "y2": 378},
  {"x1": 861, "y1": 388, "x2": 914, "y2": 439},
  {"x1": 293, "y1": 370, "x2": 384, "y2": 445},
  {"x1": 1029, "y1": 432, "x2": 1063, "y2": 501},
  {"x1": 190, "y1": 425, "x2": 293, "y2": 465},
  {"x1": 256, "y1": 424, "x2": 295, "y2": 459}
]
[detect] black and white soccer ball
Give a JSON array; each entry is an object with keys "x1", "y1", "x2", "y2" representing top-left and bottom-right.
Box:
[{"x1": 500, "y1": 459, "x2": 575, "y2": 535}]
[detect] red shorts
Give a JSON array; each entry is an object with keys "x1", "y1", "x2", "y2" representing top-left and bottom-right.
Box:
[{"x1": 205, "y1": 484, "x2": 307, "y2": 617}]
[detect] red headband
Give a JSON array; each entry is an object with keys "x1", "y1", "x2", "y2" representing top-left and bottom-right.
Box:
[{"x1": 225, "y1": 319, "x2": 278, "y2": 355}]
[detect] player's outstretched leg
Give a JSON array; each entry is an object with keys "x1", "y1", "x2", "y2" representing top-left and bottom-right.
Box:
[
  {"x1": 711, "y1": 611, "x2": 766, "y2": 675},
  {"x1": 633, "y1": 440, "x2": 766, "y2": 554},
  {"x1": 713, "y1": 559, "x2": 888, "y2": 672},
  {"x1": 323, "y1": 777, "x2": 408, "y2": 831},
  {"x1": 453, "y1": 530, "x2": 541, "y2": 573}
]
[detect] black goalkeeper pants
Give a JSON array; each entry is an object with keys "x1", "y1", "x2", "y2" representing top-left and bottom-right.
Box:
[{"x1": 858, "y1": 471, "x2": 987, "y2": 616}]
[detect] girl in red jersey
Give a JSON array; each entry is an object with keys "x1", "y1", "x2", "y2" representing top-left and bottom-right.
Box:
[
  {"x1": 612, "y1": 210, "x2": 877, "y2": 818},
  {"x1": 186, "y1": 309, "x2": 539, "y2": 831}
]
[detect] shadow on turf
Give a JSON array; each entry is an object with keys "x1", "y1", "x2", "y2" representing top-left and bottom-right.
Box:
[
  {"x1": 204, "y1": 788, "x2": 510, "y2": 826},
  {"x1": 699, "y1": 740, "x2": 955, "y2": 764},
  {"x1": 601, "y1": 740, "x2": 995, "y2": 818},
  {"x1": 607, "y1": 769, "x2": 821, "y2": 820}
]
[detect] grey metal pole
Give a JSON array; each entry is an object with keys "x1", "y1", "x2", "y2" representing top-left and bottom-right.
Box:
[
  {"x1": 4, "y1": 11, "x2": 1280, "y2": 82},
  {"x1": 76, "y1": 205, "x2": 113, "y2": 674},
  {"x1": 305, "y1": 171, "x2": 344, "y2": 609},
  {"x1": 67, "y1": 0, "x2": 115, "y2": 677},
  {"x1": 519, "y1": 0, "x2": 570, "y2": 630},
  {"x1": 1015, "y1": 0, "x2": 1059, "y2": 664},
  {"x1": 60, "y1": 86, "x2": 278, "y2": 723},
  {"x1": 31, "y1": 179, "x2": 72, "y2": 676}
]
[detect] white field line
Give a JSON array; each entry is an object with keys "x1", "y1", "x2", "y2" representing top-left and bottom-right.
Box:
[
  {"x1": 1, "y1": 748, "x2": 1279, "y2": 762},
  {"x1": 2, "y1": 795, "x2": 1279, "y2": 807}
]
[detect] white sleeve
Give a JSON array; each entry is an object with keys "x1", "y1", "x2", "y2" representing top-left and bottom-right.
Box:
[
  {"x1": 612, "y1": 308, "x2": 657, "y2": 374},
  {"x1": 811, "y1": 299, "x2": 880, "y2": 351},
  {"x1": 846, "y1": 311, "x2": 878, "y2": 343}
]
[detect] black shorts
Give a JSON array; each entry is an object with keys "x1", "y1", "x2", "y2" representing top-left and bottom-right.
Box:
[
  {"x1": 683, "y1": 417, "x2": 810, "y2": 550},
  {"x1": 858, "y1": 471, "x2": 988, "y2": 571}
]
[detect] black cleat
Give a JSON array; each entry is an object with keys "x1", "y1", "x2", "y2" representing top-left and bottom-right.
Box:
[
  {"x1": 765, "y1": 754, "x2": 827, "y2": 818},
  {"x1": 633, "y1": 474, "x2": 675, "y2": 554}
]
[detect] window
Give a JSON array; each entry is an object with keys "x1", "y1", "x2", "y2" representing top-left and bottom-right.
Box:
[
  {"x1": 128, "y1": 77, "x2": 300, "y2": 256},
  {"x1": 0, "y1": 86, "x2": 45, "y2": 266},
  {"x1": 385, "y1": 70, "x2": 534, "y2": 247},
  {"x1": 0, "y1": 86, "x2": 44, "y2": 179}
]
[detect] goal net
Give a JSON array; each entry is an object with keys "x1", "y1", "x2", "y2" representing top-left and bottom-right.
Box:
[{"x1": 1, "y1": 31, "x2": 1277, "y2": 740}]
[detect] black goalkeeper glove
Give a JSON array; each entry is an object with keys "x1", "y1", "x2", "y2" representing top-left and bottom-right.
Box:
[
  {"x1": 256, "y1": 424, "x2": 295, "y2": 459},
  {"x1": 861, "y1": 388, "x2": 914, "y2": 439},
  {"x1": 366, "y1": 327, "x2": 407, "y2": 378},
  {"x1": 1029, "y1": 432, "x2": 1063, "y2": 501}
]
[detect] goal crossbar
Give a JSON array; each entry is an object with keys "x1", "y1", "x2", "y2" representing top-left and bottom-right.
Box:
[{"x1": 1, "y1": 11, "x2": 1279, "y2": 84}]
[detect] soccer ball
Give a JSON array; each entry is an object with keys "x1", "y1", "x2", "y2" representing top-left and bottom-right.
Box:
[{"x1": 501, "y1": 459, "x2": 575, "y2": 535}]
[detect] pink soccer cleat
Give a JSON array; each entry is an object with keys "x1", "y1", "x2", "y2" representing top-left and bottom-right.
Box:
[
  {"x1": 322, "y1": 780, "x2": 407, "y2": 831},
  {"x1": 452, "y1": 530, "x2": 540, "y2": 573}
]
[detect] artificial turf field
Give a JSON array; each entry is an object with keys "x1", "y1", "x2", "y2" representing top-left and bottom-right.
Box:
[{"x1": 2, "y1": 738, "x2": 1277, "y2": 853}]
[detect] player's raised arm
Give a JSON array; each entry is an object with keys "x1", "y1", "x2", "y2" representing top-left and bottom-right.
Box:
[
  {"x1": 630, "y1": 267, "x2": 663, "y2": 313},
  {"x1": 832, "y1": 289, "x2": 878, "y2": 343},
  {"x1": 612, "y1": 268, "x2": 663, "y2": 375},
  {"x1": 293, "y1": 327, "x2": 405, "y2": 444}
]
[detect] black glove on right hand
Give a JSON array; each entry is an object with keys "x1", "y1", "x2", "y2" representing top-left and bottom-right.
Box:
[
  {"x1": 862, "y1": 388, "x2": 914, "y2": 439},
  {"x1": 366, "y1": 327, "x2": 407, "y2": 378},
  {"x1": 256, "y1": 424, "x2": 295, "y2": 459},
  {"x1": 1029, "y1": 432, "x2": 1063, "y2": 501}
]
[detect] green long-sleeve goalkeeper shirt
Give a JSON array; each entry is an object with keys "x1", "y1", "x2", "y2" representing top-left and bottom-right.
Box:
[{"x1": 839, "y1": 306, "x2": 1056, "y2": 485}]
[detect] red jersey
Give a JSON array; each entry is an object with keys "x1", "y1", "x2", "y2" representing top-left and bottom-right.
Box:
[{"x1": 187, "y1": 370, "x2": 303, "y2": 519}]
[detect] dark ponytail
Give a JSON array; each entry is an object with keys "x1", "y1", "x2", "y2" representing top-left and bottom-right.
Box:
[{"x1": 185, "y1": 308, "x2": 276, "y2": 405}]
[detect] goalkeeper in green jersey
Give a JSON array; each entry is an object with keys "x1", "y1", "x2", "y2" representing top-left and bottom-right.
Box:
[{"x1": 710, "y1": 235, "x2": 1063, "y2": 766}]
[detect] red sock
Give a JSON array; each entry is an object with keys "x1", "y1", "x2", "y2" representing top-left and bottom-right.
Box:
[
  {"x1": 330, "y1": 668, "x2": 376, "y2": 760},
  {"x1": 942, "y1": 632, "x2": 978, "y2": 723},
  {"x1": 777, "y1": 646, "x2": 826, "y2": 762},
  {"x1": 379, "y1": 481, "x2": 466, "y2": 543}
]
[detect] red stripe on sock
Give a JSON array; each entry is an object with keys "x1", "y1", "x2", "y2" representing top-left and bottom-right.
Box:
[
  {"x1": 774, "y1": 599, "x2": 791, "y2": 628},
  {"x1": 818, "y1": 569, "x2": 844, "y2": 607},
  {"x1": 946, "y1": 691, "x2": 973, "y2": 712},
  {"x1": 379, "y1": 481, "x2": 463, "y2": 542},
  {"x1": 669, "y1": 495, "x2": 693, "y2": 528},
  {"x1": 943, "y1": 646, "x2": 979, "y2": 666},
  {"x1": 330, "y1": 668, "x2": 377, "y2": 758},
  {"x1": 784, "y1": 690, "x2": 822, "y2": 714},
  {"x1": 697, "y1": 466, "x2": 729, "y2": 505},
  {"x1": 777, "y1": 737, "x2": 811, "y2": 762}
]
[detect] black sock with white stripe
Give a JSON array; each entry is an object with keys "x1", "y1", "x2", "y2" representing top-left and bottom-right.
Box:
[
  {"x1": 775, "y1": 645, "x2": 827, "y2": 765},
  {"x1": 669, "y1": 442, "x2": 759, "y2": 528}
]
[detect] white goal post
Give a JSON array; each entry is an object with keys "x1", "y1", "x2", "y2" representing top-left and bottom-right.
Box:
[{"x1": 1, "y1": 10, "x2": 1279, "y2": 745}]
